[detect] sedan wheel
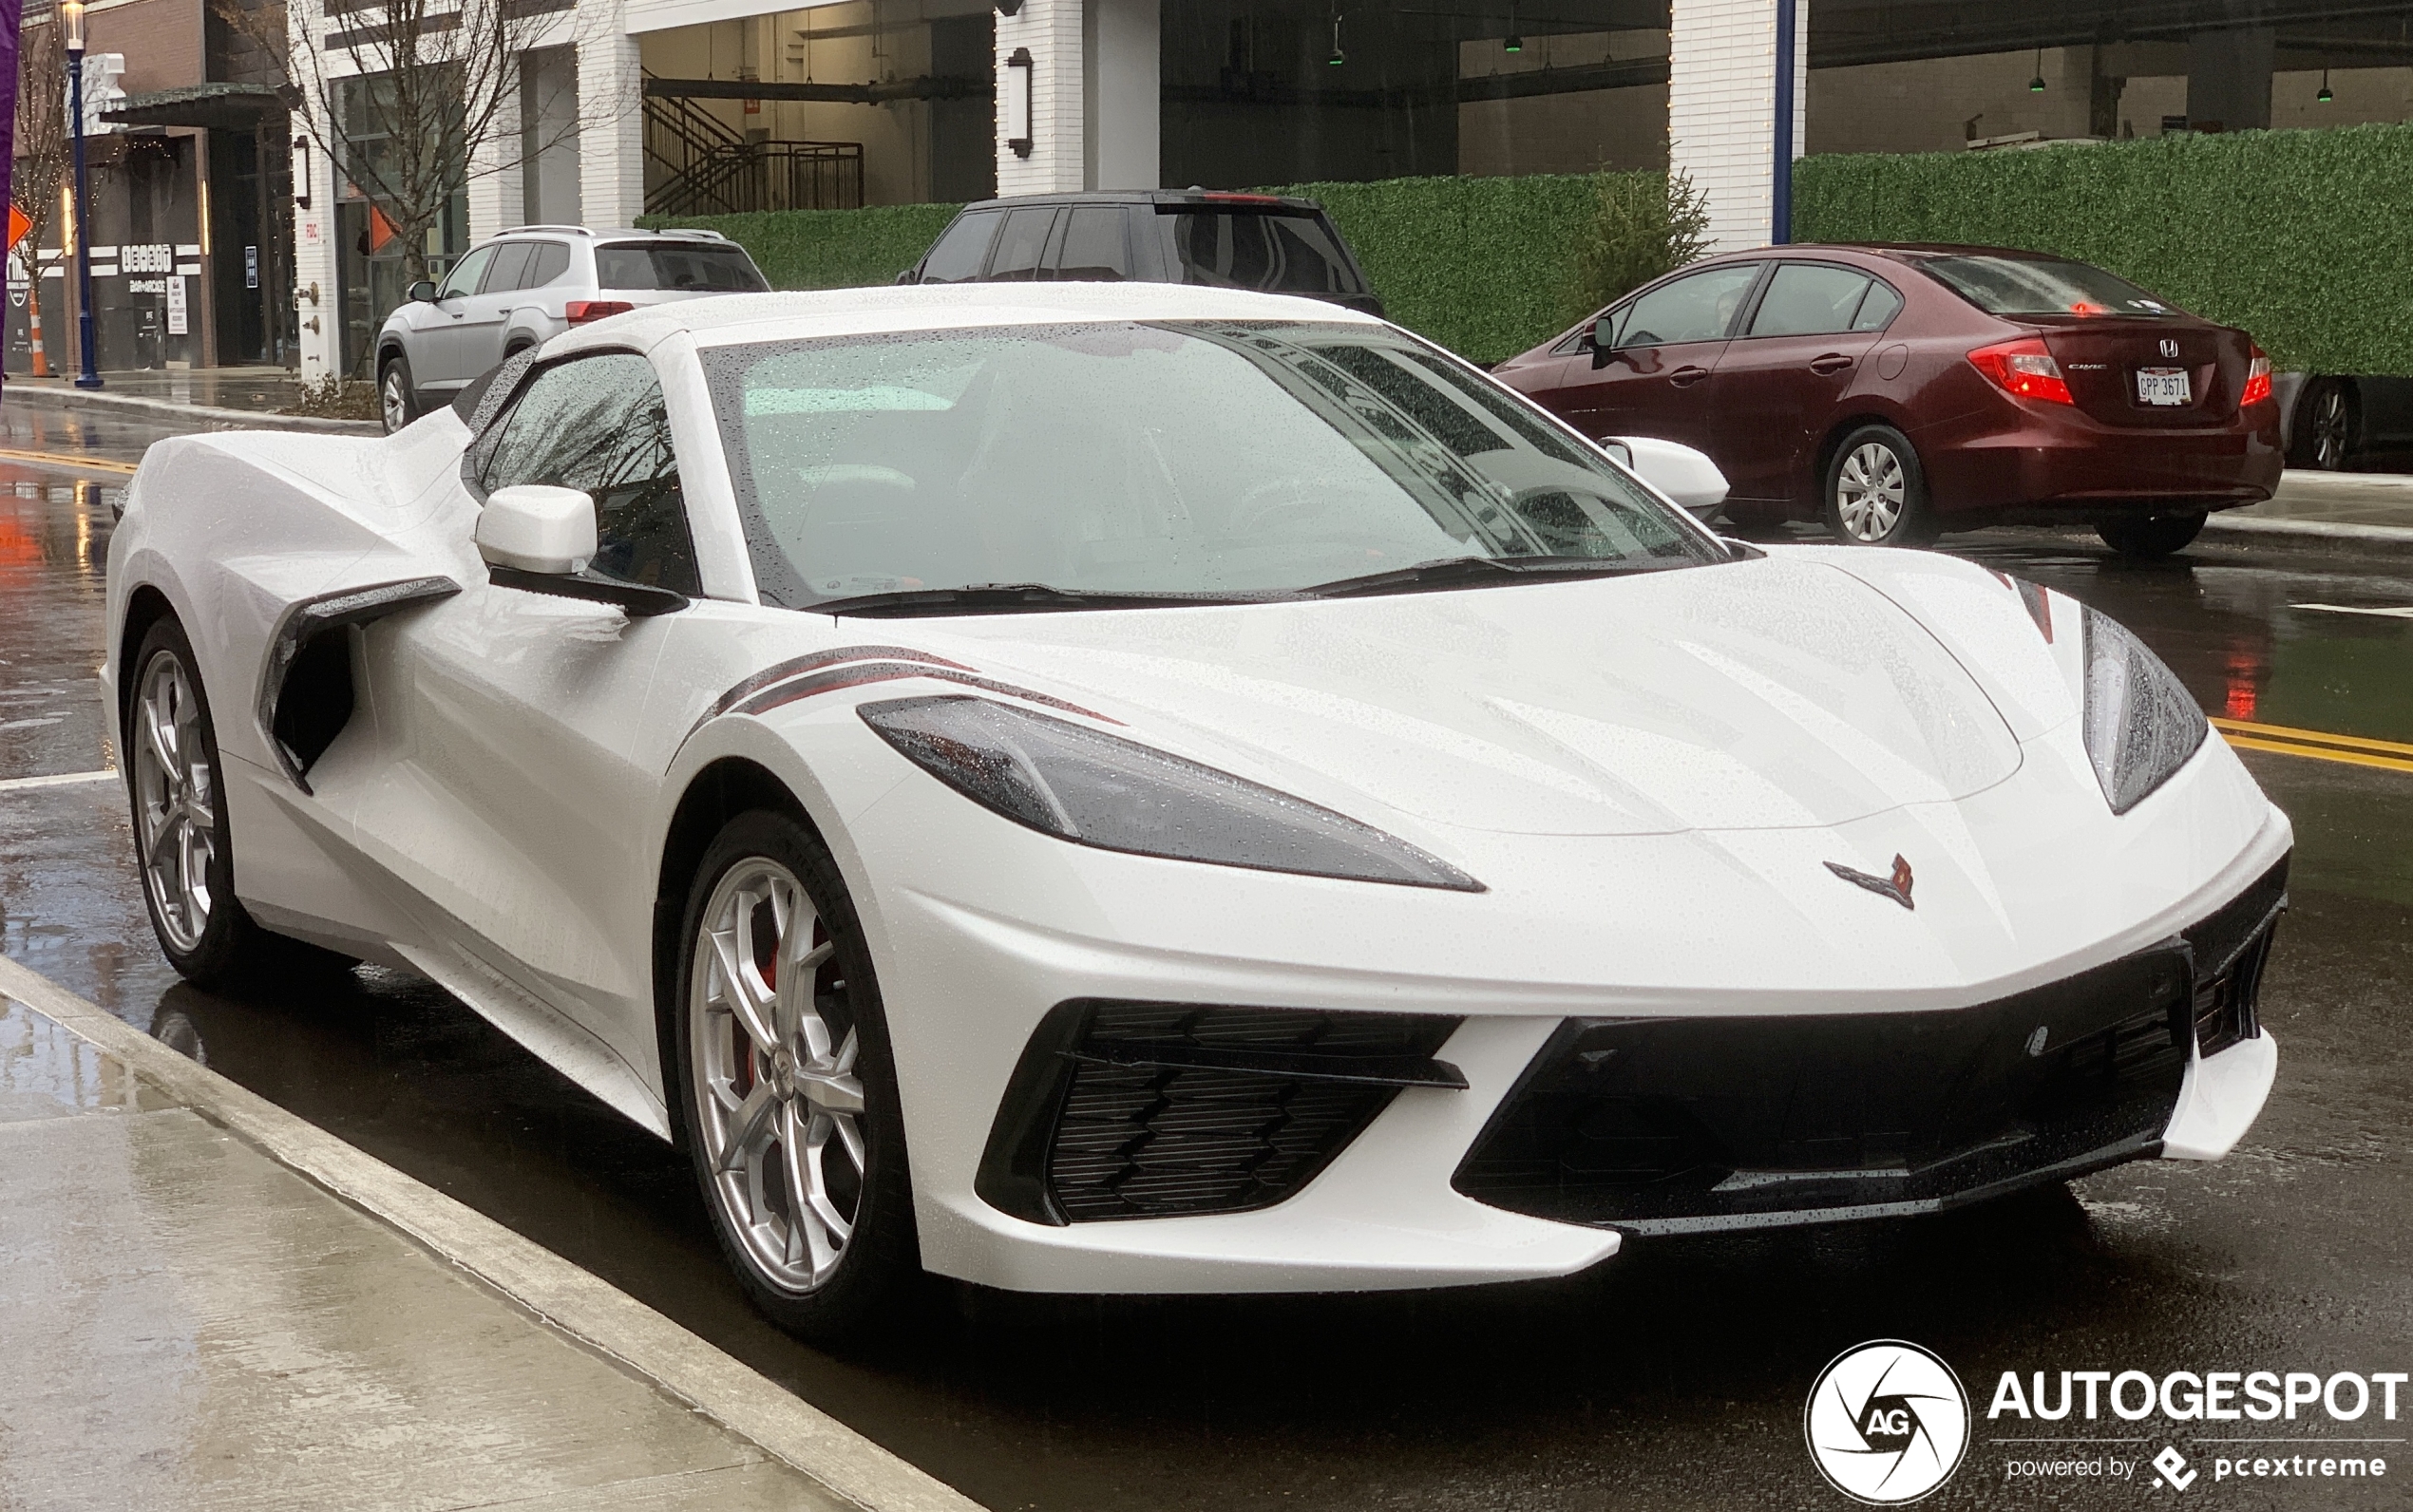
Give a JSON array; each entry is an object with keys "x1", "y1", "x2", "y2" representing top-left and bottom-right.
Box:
[
  {"x1": 677, "y1": 812, "x2": 913, "y2": 1339},
  {"x1": 133, "y1": 646, "x2": 218, "y2": 954},
  {"x1": 1823, "y1": 425, "x2": 1938, "y2": 547},
  {"x1": 2301, "y1": 380, "x2": 2352, "y2": 471}
]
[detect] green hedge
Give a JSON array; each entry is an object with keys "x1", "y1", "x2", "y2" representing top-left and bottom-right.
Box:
[
  {"x1": 639, "y1": 202, "x2": 964, "y2": 292},
  {"x1": 644, "y1": 176, "x2": 1624, "y2": 366},
  {"x1": 1794, "y1": 123, "x2": 2413, "y2": 376},
  {"x1": 1261, "y1": 173, "x2": 1608, "y2": 364}
]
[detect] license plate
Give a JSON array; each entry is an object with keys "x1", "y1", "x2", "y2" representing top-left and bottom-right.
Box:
[{"x1": 2137, "y1": 367, "x2": 2192, "y2": 406}]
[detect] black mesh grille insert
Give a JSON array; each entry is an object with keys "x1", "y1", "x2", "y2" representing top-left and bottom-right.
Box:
[
  {"x1": 1453, "y1": 945, "x2": 2197, "y2": 1233},
  {"x1": 977, "y1": 1001, "x2": 1462, "y2": 1224},
  {"x1": 2183, "y1": 858, "x2": 2286, "y2": 1057}
]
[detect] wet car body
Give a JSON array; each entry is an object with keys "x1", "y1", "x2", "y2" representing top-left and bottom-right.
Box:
[
  {"x1": 103, "y1": 283, "x2": 2285, "y2": 1342},
  {"x1": 1494, "y1": 243, "x2": 2283, "y2": 541}
]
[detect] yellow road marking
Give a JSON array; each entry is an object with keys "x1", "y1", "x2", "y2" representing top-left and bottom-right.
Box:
[
  {"x1": 2212, "y1": 717, "x2": 2413, "y2": 761},
  {"x1": 2219, "y1": 732, "x2": 2413, "y2": 776},
  {"x1": 0, "y1": 446, "x2": 137, "y2": 477}
]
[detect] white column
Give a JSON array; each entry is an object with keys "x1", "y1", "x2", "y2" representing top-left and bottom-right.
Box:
[
  {"x1": 293, "y1": 78, "x2": 341, "y2": 381},
  {"x1": 997, "y1": 0, "x2": 1084, "y2": 196},
  {"x1": 581, "y1": 25, "x2": 647, "y2": 226},
  {"x1": 1084, "y1": 0, "x2": 1158, "y2": 190},
  {"x1": 1668, "y1": 0, "x2": 1807, "y2": 254},
  {"x1": 467, "y1": 63, "x2": 524, "y2": 242}
]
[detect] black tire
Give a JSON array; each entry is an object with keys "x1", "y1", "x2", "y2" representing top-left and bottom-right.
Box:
[
  {"x1": 2097, "y1": 511, "x2": 2208, "y2": 559},
  {"x1": 124, "y1": 617, "x2": 312, "y2": 986},
  {"x1": 672, "y1": 809, "x2": 918, "y2": 1343},
  {"x1": 1822, "y1": 424, "x2": 1938, "y2": 547},
  {"x1": 378, "y1": 351, "x2": 419, "y2": 435},
  {"x1": 2290, "y1": 377, "x2": 2354, "y2": 471}
]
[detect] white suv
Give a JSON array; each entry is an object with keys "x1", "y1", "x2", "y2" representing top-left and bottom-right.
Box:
[{"x1": 374, "y1": 226, "x2": 769, "y2": 433}]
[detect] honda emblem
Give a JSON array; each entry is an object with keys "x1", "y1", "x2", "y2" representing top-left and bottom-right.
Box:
[{"x1": 2158, "y1": 337, "x2": 2180, "y2": 359}]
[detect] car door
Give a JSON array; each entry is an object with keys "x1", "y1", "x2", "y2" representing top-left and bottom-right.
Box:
[
  {"x1": 447, "y1": 241, "x2": 533, "y2": 382},
  {"x1": 418, "y1": 243, "x2": 498, "y2": 387},
  {"x1": 1711, "y1": 263, "x2": 1903, "y2": 503},
  {"x1": 1545, "y1": 261, "x2": 1763, "y2": 453},
  {"x1": 350, "y1": 349, "x2": 703, "y2": 1103}
]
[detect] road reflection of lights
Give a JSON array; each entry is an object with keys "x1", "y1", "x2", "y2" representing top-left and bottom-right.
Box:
[{"x1": 2223, "y1": 643, "x2": 2265, "y2": 722}]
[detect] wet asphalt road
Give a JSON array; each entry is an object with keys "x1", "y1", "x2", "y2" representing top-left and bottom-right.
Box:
[{"x1": 1, "y1": 403, "x2": 2407, "y2": 1512}]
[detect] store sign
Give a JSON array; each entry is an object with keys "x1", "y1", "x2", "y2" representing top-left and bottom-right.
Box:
[
  {"x1": 166, "y1": 274, "x2": 188, "y2": 335},
  {"x1": 122, "y1": 243, "x2": 173, "y2": 274},
  {"x1": 245, "y1": 246, "x2": 258, "y2": 289}
]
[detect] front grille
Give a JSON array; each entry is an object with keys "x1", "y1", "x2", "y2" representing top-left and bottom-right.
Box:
[
  {"x1": 977, "y1": 1001, "x2": 1464, "y2": 1225},
  {"x1": 1452, "y1": 946, "x2": 2195, "y2": 1233},
  {"x1": 2183, "y1": 858, "x2": 2287, "y2": 1056}
]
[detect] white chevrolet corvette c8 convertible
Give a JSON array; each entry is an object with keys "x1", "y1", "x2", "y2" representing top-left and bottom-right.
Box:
[{"x1": 104, "y1": 283, "x2": 2289, "y2": 1340}]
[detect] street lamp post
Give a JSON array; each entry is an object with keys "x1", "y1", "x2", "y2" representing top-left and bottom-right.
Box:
[{"x1": 63, "y1": 0, "x2": 104, "y2": 389}]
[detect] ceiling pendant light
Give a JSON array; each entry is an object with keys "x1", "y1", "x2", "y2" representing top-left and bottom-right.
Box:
[
  {"x1": 1327, "y1": 10, "x2": 1344, "y2": 66},
  {"x1": 2029, "y1": 47, "x2": 2046, "y2": 92},
  {"x1": 2318, "y1": 67, "x2": 2334, "y2": 103}
]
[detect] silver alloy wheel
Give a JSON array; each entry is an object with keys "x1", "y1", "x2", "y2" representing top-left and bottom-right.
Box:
[
  {"x1": 2309, "y1": 385, "x2": 2349, "y2": 470},
  {"x1": 689, "y1": 859, "x2": 865, "y2": 1294},
  {"x1": 132, "y1": 648, "x2": 217, "y2": 954},
  {"x1": 380, "y1": 367, "x2": 408, "y2": 432},
  {"x1": 1835, "y1": 441, "x2": 1908, "y2": 541}
]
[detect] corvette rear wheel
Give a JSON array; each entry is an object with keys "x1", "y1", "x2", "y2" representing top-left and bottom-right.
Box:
[
  {"x1": 674, "y1": 811, "x2": 915, "y2": 1341},
  {"x1": 127, "y1": 618, "x2": 324, "y2": 986}
]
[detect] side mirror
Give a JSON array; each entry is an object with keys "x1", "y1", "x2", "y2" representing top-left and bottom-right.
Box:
[
  {"x1": 1589, "y1": 313, "x2": 1619, "y2": 368},
  {"x1": 475, "y1": 484, "x2": 690, "y2": 616},
  {"x1": 894, "y1": 268, "x2": 918, "y2": 285},
  {"x1": 408, "y1": 279, "x2": 439, "y2": 303},
  {"x1": 476, "y1": 484, "x2": 595, "y2": 575}
]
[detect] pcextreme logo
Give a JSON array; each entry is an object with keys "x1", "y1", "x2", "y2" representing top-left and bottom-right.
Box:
[{"x1": 1805, "y1": 1340, "x2": 1972, "y2": 1504}]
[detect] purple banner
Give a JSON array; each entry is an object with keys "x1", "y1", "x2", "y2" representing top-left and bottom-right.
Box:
[{"x1": 0, "y1": 0, "x2": 23, "y2": 395}]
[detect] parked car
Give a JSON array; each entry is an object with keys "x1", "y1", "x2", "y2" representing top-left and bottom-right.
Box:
[
  {"x1": 375, "y1": 226, "x2": 768, "y2": 434},
  {"x1": 1494, "y1": 244, "x2": 2283, "y2": 558},
  {"x1": 899, "y1": 190, "x2": 1383, "y2": 315},
  {"x1": 108, "y1": 281, "x2": 2283, "y2": 1342},
  {"x1": 2273, "y1": 370, "x2": 2413, "y2": 471}
]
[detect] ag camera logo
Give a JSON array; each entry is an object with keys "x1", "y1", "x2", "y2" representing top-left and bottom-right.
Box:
[{"x1": 1805, "y1": 1340, "x2": 1970, "y2": 1503}]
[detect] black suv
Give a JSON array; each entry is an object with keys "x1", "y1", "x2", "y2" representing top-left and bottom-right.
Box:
[{"x1": 900, "y1": 190, "x2": 1382, "y2": 315}]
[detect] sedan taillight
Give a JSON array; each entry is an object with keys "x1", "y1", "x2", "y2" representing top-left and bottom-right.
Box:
[
  {"x1": 1967, "y1": 338, "x2": 2073, "y2": 405},
  {"x1": 565, "y1": 299, "x2": 635, "y2": 325},
  {"x1": 2242, "y1": 345, "x2": 2273, "y2": 406}
]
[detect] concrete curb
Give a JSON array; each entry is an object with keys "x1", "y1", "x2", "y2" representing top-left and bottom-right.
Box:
[
  {"x1": 2202, "y1": 514, "x2": 2413, "y2": 555},
  {"x1": 3, "y1": 382, "x2": 384, "y2": 436},
  {"x1": 0, "y1": 949, "x2": 986, "y2": 1512}
]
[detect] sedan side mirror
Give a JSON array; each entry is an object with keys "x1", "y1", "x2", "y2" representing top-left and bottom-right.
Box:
[
  {"x1": 1590, "y1": 313, "x2": 1622, "y2": 369},
  {"x1": 408, "y1": 279, "x2": 439, "y2": 303},
  {"x1": 475, "y1": 484, "x2": 689, "y2": 616}
]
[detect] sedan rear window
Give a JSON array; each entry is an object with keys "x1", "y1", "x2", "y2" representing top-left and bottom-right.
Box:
[
  {"x1": 1915, "y1": 255, "x2": 2176, "y2": 318},
  {"x1": 1168, "y1": 211, "x2": 1362, "y2": 296},
  {"x1": 596, "y1": 243, "x2": 768, "y2": 293}
]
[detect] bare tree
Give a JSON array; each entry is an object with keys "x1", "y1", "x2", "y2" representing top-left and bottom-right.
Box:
[
  {"x1": 217, "y1": 0, "x2": 615, "y2": 284},
  {"x1": 12, "y1": 2, "x2": 70, "y2": 376}
]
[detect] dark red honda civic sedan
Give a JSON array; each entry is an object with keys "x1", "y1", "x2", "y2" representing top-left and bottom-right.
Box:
[{"x1": 1493, "y1": 244, "x2": 2282, "y2": 557}]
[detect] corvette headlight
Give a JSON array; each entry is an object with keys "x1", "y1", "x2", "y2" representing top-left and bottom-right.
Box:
[
  {"x1": 2082, "y1": 607, "x2": 2208, "y2": 814},
  {"x1": 860, "y1": 696, "x2": 1483, "y2": 891}
]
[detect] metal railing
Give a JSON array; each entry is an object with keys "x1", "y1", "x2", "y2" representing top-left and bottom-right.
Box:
[{"x1": 642, "y1": 86, "x2": 865, "y2": 216}]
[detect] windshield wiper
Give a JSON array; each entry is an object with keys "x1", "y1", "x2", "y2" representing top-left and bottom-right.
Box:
[
  {"x1": 1302, "y1": 555, "x2": 1662, "y2": 600},
  {"x1": 808, "y1": 582, "x2": 1276, "y2": 617}
]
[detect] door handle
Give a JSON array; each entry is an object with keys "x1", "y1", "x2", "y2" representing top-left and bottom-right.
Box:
[
  {"x1": 1809, "y1": 354, "x2": 1854, "y2": 375},
  {"x1": 1668, "y1": 366, "x2": 1711, "y2": 387}
]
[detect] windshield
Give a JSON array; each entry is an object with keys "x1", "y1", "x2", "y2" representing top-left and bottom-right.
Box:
[
  {"x1": 1914, "y1": 255, "x2": 2177, "y2": 318},
  {"x1": 596, "y1": 243, "x2": 768, "y2": 293},
  {"x1": 701, "y1": 320, "x2": 1720, "y2": 611}
]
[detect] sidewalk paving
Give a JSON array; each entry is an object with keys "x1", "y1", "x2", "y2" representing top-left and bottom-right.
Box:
[
  {"x1": 0, "y1": 952, "x2": 983, "y2": 1512},
  {"x1": 4, "y1": 369, "x2": 381, "y2": 436}
]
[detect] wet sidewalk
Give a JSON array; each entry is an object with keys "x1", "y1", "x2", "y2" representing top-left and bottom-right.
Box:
[
  {"x1": 0, "y1": 955, "x2": 981, "y2": 1512},
  {"x1": 3, "y1": 369, "x2": 379, "y2": 436}
]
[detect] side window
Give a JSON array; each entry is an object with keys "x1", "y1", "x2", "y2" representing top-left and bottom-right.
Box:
[
  {"x1": 478, "y1": 352, "x2": 700, "y2": 595},
  {"x1": 482, "y1": 242, "x2": 536, "y2": 293},
  {"x1": 986, "y1": 207, "x2": 1057, "y2": 282},
  {"x1": 438, "y1": 245, "x2": 496, "y2": 299},
  {"x1": 1852, "y1": 279, "x2": 1906, "y2": 331},
  {"x1": 524, "y1": 241, "x2": 572, "y2": 288},
  {"x1": 1747, "y1": 264, "x2": 1874, "y2": 337},
  {"x1": 1054, "y1": 207, "x2": 1130, "y2": 281},
  {"x1": 1617, "y1": 263, "x2": 1762, "y2": 348},
  {"x1": 919, "y1": 212, "x2": 1000, "y2": 284}
]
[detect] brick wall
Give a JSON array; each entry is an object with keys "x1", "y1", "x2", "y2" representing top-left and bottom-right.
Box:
[{"x1": 1668, "y1": 0, "x2": 1805, "y2": 253}]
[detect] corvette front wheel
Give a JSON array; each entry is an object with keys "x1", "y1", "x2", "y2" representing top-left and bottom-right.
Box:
[{"x1": 674, "y1": 811, "x2": 917, "y2": 1342}]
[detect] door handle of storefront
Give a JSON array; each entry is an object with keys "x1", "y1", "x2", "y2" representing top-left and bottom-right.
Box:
[
  {"x1": 1809, "y1": 354, "x2": 1854, "y2": 375},
  {"x1": 1668, "y1": 366, "x2": 1711, "y2": 387}
]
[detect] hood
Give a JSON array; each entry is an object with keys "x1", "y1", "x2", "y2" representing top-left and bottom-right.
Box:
[{"x1": 900, "y1": 555, "x2": 2022, "y2": 837}]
